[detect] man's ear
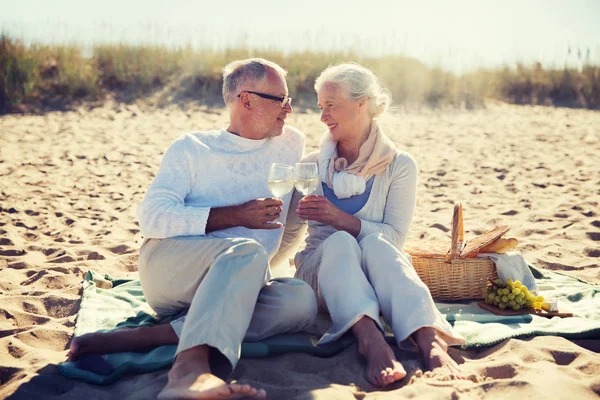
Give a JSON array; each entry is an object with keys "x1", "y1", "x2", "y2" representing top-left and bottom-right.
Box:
[
  {"x1": 239, "y1": 92, "x2": 252, "y2": 109},
  {"x1": 358, "y1": 96, "x2": 368, "y2": 108}
]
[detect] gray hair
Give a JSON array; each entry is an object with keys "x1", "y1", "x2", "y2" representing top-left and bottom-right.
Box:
[
  {"x1": 314, "y1": 63, "x2": 391, "y2": 118},
  {"x1": 222, "y1": 58, "x2": 287, "y2": 104}
]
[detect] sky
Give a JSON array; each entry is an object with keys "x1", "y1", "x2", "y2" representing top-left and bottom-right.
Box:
[{"x1": 1, "y1": 0, "x2": 599, "y2": 72}]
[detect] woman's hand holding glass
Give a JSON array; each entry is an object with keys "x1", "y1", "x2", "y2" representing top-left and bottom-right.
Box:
[{"x1": 296, "y1": 195, "x2": 342, "y2": 226}]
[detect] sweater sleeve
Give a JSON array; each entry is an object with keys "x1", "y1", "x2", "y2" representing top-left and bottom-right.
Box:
[
  {"x1": 137, "y1": 136, "x2": 211, "y2": 238},
  {"x1": 356, "y1": 153, "x2": 418, "y2": 248}
]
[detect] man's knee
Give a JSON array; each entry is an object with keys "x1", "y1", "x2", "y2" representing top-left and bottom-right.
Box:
[
  {"x1": 226, "y1": 238, "x2": 269, "y2": 272},
  {"x1": 230, "y1": 237, "x2": 267, "y2": 254}
]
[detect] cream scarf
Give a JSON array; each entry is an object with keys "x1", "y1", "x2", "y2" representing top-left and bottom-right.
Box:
[{"x1": 318, "y1": 122, "x2": 397, "y2": 199}]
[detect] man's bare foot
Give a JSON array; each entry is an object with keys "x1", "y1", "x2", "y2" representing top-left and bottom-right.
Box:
[
  {"x1": 352, "y1": 317, "x2": 406, "y2": 386},
  {"x1": 67, "y1": 324, "x2": 178, "y2": 361},
  {"x1": 413, "y1": 327, "x2": 464, "y2": 377},
  {"x1": 158, "y1": 345, "x2": 266, "y2": 400}
]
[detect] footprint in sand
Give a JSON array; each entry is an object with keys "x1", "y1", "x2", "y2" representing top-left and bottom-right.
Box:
[
  {"x1": 7, "y1": 261, "x2": 29, "y2": 270},
  {"x1": 16, "y1": 328, "x2": 71, "y2": 351},
  {"x1": 23, "y1": 232, "x2": 37, "y2": 240},
  {"x1": 430, "y1": 223, "x2": 450, "y2": 233},
  {"x1": 1, "y1": 308, "x2": 51, "y2": 327},
  {"x1": 41, "y1": 295, "x2": 80, "y2": 319},
  {"x1": 42, "y1": 247, "x2": 66, "y2": 257},
  {"x1": 0, "y1": 249, "x2": 26, "y2": 257},
  {"x1": 536, "y1": 259, "x2": 578, "y2": 271},
  {"x1": 584, "y1": 248, "x2": 600, "y2": 258},
  {"x1": 86, "y1": 251, "x2": 106, "y2": 260},
  {"x1": 0, "y1": 367, "x2": 22, "y2": 384},
  {"x1": 479, "y1": 364, "x2": 518, "y2": 380},
  {"x1": 548, "y1": 350, "x2": 579, "y2": 366},
  {"x1": 13, "y1": 220, "x2": 37, "y2": 230},
  {"x1": 109, "y1": 244, "x2": 133, "y2": 254},
  {"x1": 49, "y1": 255, "x2": 77, "y2": 263},
  {"x1": 7, "y1": 342, "x2": 28, "y2": 360},
  {"x1": 586, "y1": 232, "x2": 600, "y2": 241}
]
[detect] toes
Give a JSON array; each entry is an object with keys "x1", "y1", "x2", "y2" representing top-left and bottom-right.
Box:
[
  {"x1": 230, "y1": 383, "x2": 264, "y2": 398},
  {"x1": 229, "y1": 383, "x2": 249, "y2": 393},
  {"x1": 377, "y1": 370, "x2": 392, "y2": 386},
  {"x1": 393, "y1": 364, "x2": 407, "y2": 380},
  {"x1": 256, "y1": 389, "x2": 267, "y2": 399},
  {"x1": 371, "y1": 372, "x2": 384, "y2": 387},
  {"x1": 384, "y1": 368, "x2": 396, "y2": 385},
  {"x1": 392, "y1": 370, "x2": 406, "y2": 380}
]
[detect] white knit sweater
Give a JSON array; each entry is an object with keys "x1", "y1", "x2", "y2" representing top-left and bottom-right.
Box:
[{"x1": 137, "y1": 126, "x2": 305, "y2": 259}]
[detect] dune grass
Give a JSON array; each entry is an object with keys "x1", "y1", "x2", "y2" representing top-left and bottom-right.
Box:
[{"x1": 1, "y1": 33, "x2": 599, "y2": 113}]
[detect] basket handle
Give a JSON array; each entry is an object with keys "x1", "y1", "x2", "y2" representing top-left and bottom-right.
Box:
[{"x1": 446, "y1": 203, "x2": 464, "y2": 262}]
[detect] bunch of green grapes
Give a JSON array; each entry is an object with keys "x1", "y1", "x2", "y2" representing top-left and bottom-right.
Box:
[{"x1": 481, "y1": 278, "x2": 544, "y2": 311}]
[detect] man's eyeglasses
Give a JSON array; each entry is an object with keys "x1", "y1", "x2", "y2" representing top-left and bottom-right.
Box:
[{"x1": 237, "y1": 91, "x2": 292, "y2": 108}]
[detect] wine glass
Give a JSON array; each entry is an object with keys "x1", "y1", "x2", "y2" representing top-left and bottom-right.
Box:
[
  {"x1": 267, "y1": 163, "x2": 294, "y2": 225},
  {"x1": 294, "y1": 163, "x2": 319, "y2": 196},
  {"x1": 268, "y1": 163, "x2": 295, "y2": 198}
]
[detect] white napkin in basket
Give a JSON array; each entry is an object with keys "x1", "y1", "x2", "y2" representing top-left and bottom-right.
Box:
[{"x1": 478, "y1": 252, "x2": 539, "y2": 294}]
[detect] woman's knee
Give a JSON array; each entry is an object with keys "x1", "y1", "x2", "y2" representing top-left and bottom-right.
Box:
[
  {"x1": 359, "y1": 233, "x2": 414, "y2": 273},
  {"x1": 319, "y1": 231, "x2": 361, "y2": 264},
  {"x1": 316, "y1": 231, "x2": 364, "y2": 278},
  {"x1": 358, "y1": 232, "x2": 392, "y2": 252},
  {"x1": 326, "y1": 230, "x2": 358, "y2": 246}
]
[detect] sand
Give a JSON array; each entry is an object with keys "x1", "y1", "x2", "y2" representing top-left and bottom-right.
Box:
[{"x1": 1, "y1": 100, "x2": 599, "y2": 399}]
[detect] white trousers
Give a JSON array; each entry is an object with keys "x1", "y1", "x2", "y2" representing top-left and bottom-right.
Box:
[
  {"x1": 295, "y1": 231, "x2": 465, "y2": 348},
  {"x1": 138, "y1": 236, "x2": 318, "y2": 377}
]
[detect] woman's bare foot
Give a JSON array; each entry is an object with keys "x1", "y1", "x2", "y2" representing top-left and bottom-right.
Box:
[
  {"x1": 352, "y1": 316, "x2": 406, "y2": 386},
  {"x1": 158, "y1": 345, "x2": 266, "y2": 400},
  {"x1": 413, "y1": 327, "x2": 463, "y2": 377},
  {"x1": 67, "y1": 324, "x2": 178, "y2": 361}
]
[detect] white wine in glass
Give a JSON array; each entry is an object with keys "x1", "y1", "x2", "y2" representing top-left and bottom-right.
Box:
[
  {"x1": 268, "y1": 163, "x2": 294, "y2": 198},
  {"x1": 294, "y1": 163, "x2": 319, "y2": 196}
]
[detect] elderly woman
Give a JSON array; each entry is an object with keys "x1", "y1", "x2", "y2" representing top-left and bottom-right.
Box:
[{"x1": 293, "y1": 63, "x2": 465, "y2": 387}]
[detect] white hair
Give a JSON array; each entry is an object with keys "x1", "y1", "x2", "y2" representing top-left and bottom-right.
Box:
[
  {"x1": 314, "y1": 63, "x2": 391, "y2": 118},
  {"x1": 222, "y1": 58, "x2": 287, "y2": 104}
]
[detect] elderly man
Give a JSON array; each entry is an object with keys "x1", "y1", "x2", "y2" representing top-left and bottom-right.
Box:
[{"x1": 68, "y1": 58, "x2": 317, "y2": 399}]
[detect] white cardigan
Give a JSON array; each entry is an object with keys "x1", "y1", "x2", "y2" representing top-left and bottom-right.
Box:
[{"x1": 294, "y1": 150, "x2": 418, "y2": 268}]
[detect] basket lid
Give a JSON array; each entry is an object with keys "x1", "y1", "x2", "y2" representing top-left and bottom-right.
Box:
[
  {"x1": 460, "y1": 225, "x2": 511, "y2": 258},
  {"x1": 404, "y1": 242, "x2": 449, "y2": 258}
]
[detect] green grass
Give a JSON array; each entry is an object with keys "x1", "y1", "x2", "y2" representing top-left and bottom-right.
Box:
[{"x1": 1, "y1": 33, "x2": 599, "y2": 113}]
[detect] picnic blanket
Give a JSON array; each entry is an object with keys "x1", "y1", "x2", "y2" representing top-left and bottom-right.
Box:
[{"x1": 58, "y1": 265, "x2": 600, "y2": 385}]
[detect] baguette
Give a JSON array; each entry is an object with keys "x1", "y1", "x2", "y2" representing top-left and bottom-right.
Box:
[{"x1": 478, "y1": 238, "x2": 519, "y2": 254}]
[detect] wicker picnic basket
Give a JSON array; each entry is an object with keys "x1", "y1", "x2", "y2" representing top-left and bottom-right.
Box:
[{"x1": 406, "y1": 203, "x2": 508, "y2": 301}]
